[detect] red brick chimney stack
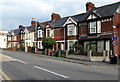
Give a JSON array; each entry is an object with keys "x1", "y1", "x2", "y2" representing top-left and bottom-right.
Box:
[
  {"x1": 31, "y1": 21, "x2": 39, "y2": 26},
  {"x1": 86, "y1": 2, "x2": 95, "y2": 12},
  {"x1": 19, "y1": 25, "x2": 24, "y2": 29},
  {"x1": 51, "y1": 13, "x2": 61, "y2": 21}
]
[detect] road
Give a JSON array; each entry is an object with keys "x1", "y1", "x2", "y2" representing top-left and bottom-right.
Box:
[{"x1": 0, "y1": 50, "x2": 118, "y2": 80}]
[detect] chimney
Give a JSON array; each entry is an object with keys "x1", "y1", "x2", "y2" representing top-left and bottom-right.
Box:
[
  {"x1": 19, "y1": 25, "x2": 24, "y2": 29},
  {"x1": 86, "y1": 2, "x2": 95, "y2": 12},
  {"x1": 31, "y1": 21, "x2": 39, "y2": 26},
  {"x1": 51, "y1": 13, "x2": 61, "y2": 21}
]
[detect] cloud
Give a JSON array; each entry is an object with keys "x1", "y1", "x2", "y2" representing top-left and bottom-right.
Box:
[{"x1": 0, "y1": 0, "x2": 120, "y2": 30}]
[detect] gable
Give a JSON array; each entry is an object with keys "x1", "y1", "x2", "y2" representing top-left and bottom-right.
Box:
[
  {"x1": 37, "y1": 26, "x2": 42, "y2": 29},
  {"x1": 116, "y1": 5, "x2": 120, "y2": 13},
  {"x1": 87, "y1": 14, "x2": 97, "y2": 20},
  {"x1": 63, "y1": 17, "x2": 77, "y2": 27},
  {"x1": 24, "y1": 28, "x2": 29, "y2": 33}
]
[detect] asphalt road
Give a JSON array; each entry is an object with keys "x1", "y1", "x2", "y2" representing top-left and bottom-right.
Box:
[{"x1": 1, "y1": 50, "x2": 118, "y2": 80}]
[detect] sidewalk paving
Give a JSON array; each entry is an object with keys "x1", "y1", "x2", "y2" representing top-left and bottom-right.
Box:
[
  {"x1": 3, "y1": 50, "x2": 119, "y2": 68},
  {"x1": 34, "y1": 53, "x2": 118, "y2": 68}
]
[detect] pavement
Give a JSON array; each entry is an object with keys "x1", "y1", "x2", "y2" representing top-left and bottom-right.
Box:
[
  {"x1": 0, "y1": 50, "x2": 118, "y2": 80},
  {"x1": 3, "y1": 50, "x2": 118, "y2": 68}
]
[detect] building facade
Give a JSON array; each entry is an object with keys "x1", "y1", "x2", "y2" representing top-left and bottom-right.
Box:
[
  {"x1": 0, "y1": 30, "x2": 8, "y2": 49},
  {"x1": 7, "y1": 2, "x2": 120, "y2": 59}
]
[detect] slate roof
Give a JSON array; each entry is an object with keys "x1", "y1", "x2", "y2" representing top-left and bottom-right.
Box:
[
  {"x1": 27, "y1": 26, "x2": 36, "y2": 32},
  {"x1": 80, "y1": 33, "x2": 113, "y2": 41},
  {"x1": 91, "y1": 2, "x2": 120, "y2": 18},
  {"x1": 50, "y1": 2, "x2": 120, "y2": 28},
  {"x1": 8, "y1": 29, "x2": 22, "y2": 36},
  {"x1": 9, "y1": 2, "x2": 120, "y2": 33},
  {"x1": 50, "y1": 17, "x2": 68, "y2": 28}
]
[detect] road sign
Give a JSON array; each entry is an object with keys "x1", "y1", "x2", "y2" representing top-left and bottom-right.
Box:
[
  {"x1": 112, "y1": 41, "x2": 118, "y2": 45},
  {"x1": 112, "y1": 36, "x2": 118, "y2": 40}
]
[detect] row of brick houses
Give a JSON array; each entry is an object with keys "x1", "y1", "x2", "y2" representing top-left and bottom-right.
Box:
[{"x1": 7, "y1": 2, "x2": 120, "y2": 60}]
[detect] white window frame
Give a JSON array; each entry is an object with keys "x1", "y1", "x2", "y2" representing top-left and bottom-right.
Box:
[
  {"x1": 46, "y1": 29, "x2": 51, "y2": 37},
  {"x1": 97, "y1": 21, "x2": 101, "y2": 33},
  {"x1": 38, "y1": 30, "x2": 43, "y2": 38},
  {"x1": 38, "y1": 41, "x2": 43, "y2": 49},
  {"x1": 67, "y1": 24, "x2": 76, "y2": 36},
  {"x1": 89, "y1": 21, "x2": 96, "y2": 33}
]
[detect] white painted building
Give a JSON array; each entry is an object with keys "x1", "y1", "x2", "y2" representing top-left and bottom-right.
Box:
[{"x1": 0, "y1": 30, "x2": 8, "y2": 48}]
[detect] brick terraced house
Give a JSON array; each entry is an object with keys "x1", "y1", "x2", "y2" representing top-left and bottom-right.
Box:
[
  {"x1": 7, "y1": 25, "x2": 25, "y2": 50},
  {"x1": 7, "y1": 2, "x2": 120, "y2": 61}
]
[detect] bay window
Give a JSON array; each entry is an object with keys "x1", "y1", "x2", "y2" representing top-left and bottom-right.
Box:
[{"x1": 97, "y1": 41, "x2": 104, "y2": 53}]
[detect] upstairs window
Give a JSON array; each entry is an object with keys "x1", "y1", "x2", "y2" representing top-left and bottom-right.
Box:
[
  {"x1": 38, "y1": 30, "x2": 43, "y2": 38},
  {"x1": 46, "y1": 30, "x2": 50, "y2": 37},
  {"x1": 68, "y1": 25, "x2": 76, "y2": 36},
  {"x1": 89, "y1": 21, "x2": 101, "y2": 34},
  {"x1": 89, "y1": 21, "x2": 96, "y2": 33}
]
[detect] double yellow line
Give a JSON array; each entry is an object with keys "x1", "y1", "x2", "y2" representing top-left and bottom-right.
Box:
[{"x1": 0, "y1": 69, "x2": 12, "y2": 81}]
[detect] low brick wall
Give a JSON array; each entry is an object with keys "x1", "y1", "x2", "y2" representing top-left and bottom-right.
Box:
[
  {"x1": 90, "y1": 56, "x2": 104, "y2": 61},
  {"x1": 66, "y1": 55, "x2": 89, "y2": 61}
]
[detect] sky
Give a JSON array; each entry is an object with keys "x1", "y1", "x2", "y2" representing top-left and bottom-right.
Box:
[{"x1": 0, "y1": 0, "x2": 120, "y2": 31}]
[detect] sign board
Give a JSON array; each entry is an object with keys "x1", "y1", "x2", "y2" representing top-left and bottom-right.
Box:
[
  {"x1": 112, "y1": 41, "x2": 118, "y2": 45},
  {"x1": 112, "y1": 36, "x2": 118, "y2": 40}
]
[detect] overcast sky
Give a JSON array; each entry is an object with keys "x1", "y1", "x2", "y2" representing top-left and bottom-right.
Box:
[{"x1": 0, "y1": 0, "x2": 120, "y2": 31}]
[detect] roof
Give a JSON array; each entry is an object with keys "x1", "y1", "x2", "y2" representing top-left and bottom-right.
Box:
[
  {"x1": 91, "y1": 2, "x2": 120, "y2": 18},
  {"x1": 50, "y1": 2, "x2": 120, "y2": 28},
  {"x1": 26, "y1": 26, "x2": 36, "y2": 32},
  {"x1": 80, "y1": 33, "x2": 113, "y2": 41}
]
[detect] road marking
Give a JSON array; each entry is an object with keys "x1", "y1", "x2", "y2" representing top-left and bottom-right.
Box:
[
  {"x1": 0, "y1": 69, "x2": 11, "y2": 81},
  {"x1": 34, "y1": 66, "x2": 69, "y2": 79},
  {"x1": 17, "y1": 59, "x2": 27, "y2": 64}
]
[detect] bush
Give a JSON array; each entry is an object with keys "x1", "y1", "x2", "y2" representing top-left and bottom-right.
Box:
[
  {"x1": 42, "y1": 37, "x2": 56, "y2": 49},
  {"x1": 69, "y1": 49, "x2": 74, "y2": 54},
  {"x1": 19, "y1": 43, "x2": 24, "y2": 51}
]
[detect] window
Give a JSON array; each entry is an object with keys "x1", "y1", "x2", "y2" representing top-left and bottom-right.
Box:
[
  {"x1": 105, "y1": 40, "x2": 110, "y2": 50},
  {"x1": 38, "y1": 41, "x2": 43, "y2": 49},
  {"x1": 68, "y1": 41, "x2": 74, "y2": 50},
  {"x1": 89, "y1": 21, "x2": 101, "y2": 34},
  {"x1": 47, "y1": 30, "x2": 50, "y2": 37},
  {"x1": 89, "y1": 21, "x2": 96, "y2": 33},
  {"x1": 38, "y1": 30, "x2": 43, "y2": 38},
  {"x1": 68, "y1": 25, "x2": 76, "y2": 36},
  {"x1": 97, "y1": 41, "x2": 104, "y2": 53},
  {"x1": 84, "y1": 41, "x2": 90, "y2": 50}
]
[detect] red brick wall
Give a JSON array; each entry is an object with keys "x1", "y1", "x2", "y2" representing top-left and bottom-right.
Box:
[
  {"x1": 113, "y1": 12, "x2": 120, "y2": 56},
  {"x1": 79, "y1": 25, "x2": 87, "y2": 35},
  {"x1": 101, "y1": 20, "x2": 113, "y2": 33},
  {"x1": 54, "y1": 28, "x2": 64, "y2": 41},
  {"x1": 67, "y1": 36, "x2": 77, "y2": 40}
]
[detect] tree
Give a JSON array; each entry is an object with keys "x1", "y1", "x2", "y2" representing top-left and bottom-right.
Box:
[
  {"x1": 42, "y1": 37, "x2": 56, "y2": 49},
  {"x1": 19, "y1": 42, "x2": 24, "y2": 51}
]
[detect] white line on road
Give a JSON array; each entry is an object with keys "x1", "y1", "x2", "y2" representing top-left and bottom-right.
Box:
[
  {"x1": 17, "y1": 59, "x2": 27, "y2": 64},
  {"x1": 34, "y1": 66, "x2": 69, "y2": 79}
]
